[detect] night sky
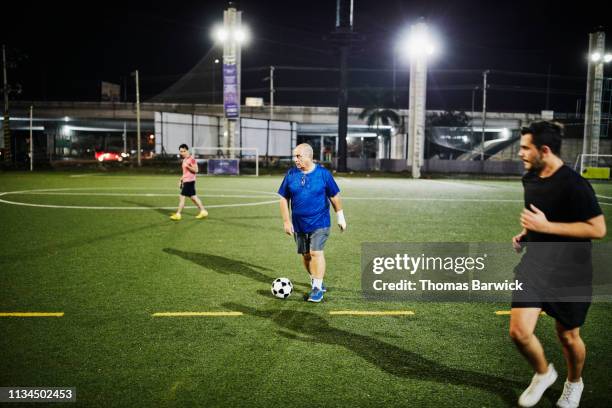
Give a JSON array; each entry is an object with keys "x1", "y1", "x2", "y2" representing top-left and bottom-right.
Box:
[{"x1": 2, "y1": 0, "x2": 609, "y2": 113}]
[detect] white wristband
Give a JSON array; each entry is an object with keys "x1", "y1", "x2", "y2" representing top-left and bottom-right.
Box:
[{"x1": 336, "y1": 209, "x2": 345, "y2": 224}]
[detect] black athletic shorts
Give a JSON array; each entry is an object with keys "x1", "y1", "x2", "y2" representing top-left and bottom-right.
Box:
[
  {"x1": 511, "y1": 298, "x2": 591, "y2": 330},
  {"x1": 511, "y1": 260, "x2": 592, "y2": 329},
  {"x1": 181, "y1": 181, "x2": 196, "y2": 197}
]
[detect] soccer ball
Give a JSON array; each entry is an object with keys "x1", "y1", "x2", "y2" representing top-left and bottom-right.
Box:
[{"x1": 271, "y1": 278, "x2": 293, "y2": 299}]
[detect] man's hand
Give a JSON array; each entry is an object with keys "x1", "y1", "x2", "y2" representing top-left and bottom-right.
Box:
[
  {"x1": 178, "y1": 178, "x2": 183, "y2": 188},
  {"x1": 520, "y1": 204, "x2": 550, "y2": 234},
  {"x1": 512, "y1": 229, "x2": 527, "y2": 253},
  {"x1": 283, "y1": 221, "x2": 294, "y2": 236},
  {"x1": 336, "y1": 210, "x2": 347, "y2": 232}
]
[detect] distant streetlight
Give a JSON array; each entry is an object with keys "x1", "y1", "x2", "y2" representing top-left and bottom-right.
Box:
[
  {"x1": 211, "y1": 24, "x2": 250, "y2": 45},
  {"x1": 590, "y1": 51, "x2": 612, "y2": 63}
]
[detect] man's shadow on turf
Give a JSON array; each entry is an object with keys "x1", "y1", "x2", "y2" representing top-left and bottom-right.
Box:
[
  {"x1": 163, "y1": 248, "x2": 309, "y2": 289},
  {"x1": 223, "y1": 302, "x2": 529, "y2": 406}
]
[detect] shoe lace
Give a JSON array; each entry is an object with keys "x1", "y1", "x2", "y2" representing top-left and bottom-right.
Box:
[{"x1": 559, "y1": 383, "x2": 577, "y2": 402}]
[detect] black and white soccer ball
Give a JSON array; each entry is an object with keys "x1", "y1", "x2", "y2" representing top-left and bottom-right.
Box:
[{"x1": 271, "y1": 277, "x2": 293, "y2": 299}]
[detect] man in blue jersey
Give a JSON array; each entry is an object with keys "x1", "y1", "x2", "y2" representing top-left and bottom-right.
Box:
[{"x1": 278, "y1": 143, "x2": 346, "y2": 303}]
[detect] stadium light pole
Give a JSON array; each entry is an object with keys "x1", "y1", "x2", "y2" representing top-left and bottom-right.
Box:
[
  {"x1": 212, "y1": 4, "x2": 250, "y2": 158},
  {"x1": 583, "y1": 29, "x2": 611, "y2": 168},
  {"x1": 399, "y1": 20, "x2": 438, "y2": 178},
  {"x1": 212, "y1": 58, "x2": 219, "y2": 105}
]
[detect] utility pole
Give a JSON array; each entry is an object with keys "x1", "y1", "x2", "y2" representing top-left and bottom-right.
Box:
[
  {"x1": 329, "y1": 0, "x2": 360, "y2": 172},
  {"x1": 481, "y1": 70, "x2": 489, "y2": 161},
  {"x1": 29, "y1": 105, "x2": 33, "y2": 171},
  {"x1": 2, "y1": 45, "x2": 11, "y2": 163},
  {"x1": 132, "y1": 69, "x2": 141, "y2": 166},
  {"x1": 471, "y1": 86, "x2": 478, "y2": 152},
  {"x1": 269, "y1": 65, "x2": 275, "y2": 121},
  {"x1": 545, "y1": 64, "x2": 551, "y2": 110}
]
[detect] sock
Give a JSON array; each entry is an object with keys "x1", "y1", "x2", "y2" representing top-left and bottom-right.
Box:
[{"x1": 312, "y1": 278, "x2": 323, "y2": 290}]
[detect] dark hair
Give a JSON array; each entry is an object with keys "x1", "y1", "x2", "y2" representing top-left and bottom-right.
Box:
[
  {"x1": 520, "y1": 121, "x2": 563, "y2": 155},
  {"x1": 179, "y1": 144, "x2": 189, "y2": 150}
]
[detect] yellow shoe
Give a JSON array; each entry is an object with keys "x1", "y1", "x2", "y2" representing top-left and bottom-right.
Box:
[
  {"x1": 196, "y1": 209, "x2": 208, "y2": 219},
  {"x1": 170, "y1": 213, "x2": 182, "y2": 221}
]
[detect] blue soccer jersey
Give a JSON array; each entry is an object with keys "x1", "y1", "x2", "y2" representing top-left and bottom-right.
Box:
[{"x1": 277, "y1": 164, "x2": 341, "y2": 233}]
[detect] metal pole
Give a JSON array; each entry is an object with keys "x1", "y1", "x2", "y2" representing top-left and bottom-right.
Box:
[
  {"x1": 2, "y1": 44, "x2": 11, "y2": 163},
  {"x1": 2, "y1": 45, "x2": 7, "y2": 114},
  {"x1": 545, "y1": 64, "x2": 551, "y2": 110},
  {"x1": 481, "y1": 70, "x2": 489, "y2": 161},
  {"x1": 134, "y1": 69, "x2": 141, "y2": 166},
  {"x1": 471, "y1": 86, "x2": 477, "y2": 154},
  {"x1": 29, "y1": 105, "x2": 33, "y2": 171},
  {"x1": 392, "y1": 52, "x2": 397, "y2": 106},
  {"x1": 337, "y1": 44, "x2": 349, "y2": 172},
  {"x1": 123, "y1": 121, "x2": 127, "y2": 155},
  {"x1": 270, "y1": 65, "x2": 274, "y2": 121}
]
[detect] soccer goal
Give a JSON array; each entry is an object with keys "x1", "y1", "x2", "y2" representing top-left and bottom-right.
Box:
[
  {"x1": 191, "y1": 147, "x2": 259, "y2": 176},
  {"x1": 575, "y1": 154, "x2": 612, "y2": 180}
]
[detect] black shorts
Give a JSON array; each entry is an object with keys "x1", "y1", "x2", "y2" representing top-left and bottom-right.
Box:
[
  {"x1": 511, "y1": 299, "x2": 591, "y2": 330},
  {"x1": 180, "y1": 181, "x2": 196, "y2": 197},
  {"x1": 512, "y1": 256, "x2": 592, "y2": 329}
]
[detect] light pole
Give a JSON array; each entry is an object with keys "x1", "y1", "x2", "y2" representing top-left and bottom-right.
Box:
[
  {"x1": 583, "y1": 29, "x2": 611, "y2": 167},
  {"x1": 212, "y1": 5, "x2": 250, "y2": 158},
  {"x1": 471, "y1": 85, "x2": 479, "y2": 153},
  {"x1": 481, "y1": 70, "x2": 489, "y2": 161},
  {"x1": 399, "y1": 20, "x2": 438, "y2": 178},
  {"x1": 2, "y1": 45, "x2": 10, "y2": 162},
  {"x1": 131, "y1": 69, "x2": 141, "y2": 166},
  {"x1": 212, "y1": 58, "x2": 220, "y2": 104}
]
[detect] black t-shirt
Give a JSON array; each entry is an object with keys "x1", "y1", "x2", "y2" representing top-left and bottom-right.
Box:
[{"x1": 522, "y1": 165, "x2": 602, "y2": 243}]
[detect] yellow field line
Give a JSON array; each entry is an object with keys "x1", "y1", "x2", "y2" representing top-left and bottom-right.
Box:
[
  {"x1": 0, "y1": 312, "x2": 64, "y2": 317},
  {"x1": 495, "y1": 310, "x2": 547, "y2": 316},
  {"x1": 329, "y1": 310, "x2": 415, "y2": 316},
  {"x1": 152, "y1": 312, "x2": 243, "y2": 317}
]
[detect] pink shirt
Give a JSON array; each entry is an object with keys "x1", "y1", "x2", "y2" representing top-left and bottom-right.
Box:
[{"x1": 182, "y1": 156, "x2": 197, "y2": 182}]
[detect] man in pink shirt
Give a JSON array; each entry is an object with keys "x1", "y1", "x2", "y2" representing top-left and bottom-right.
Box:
[{"x1": 170, "y1": 144, "x2": 208, "y2": 220}]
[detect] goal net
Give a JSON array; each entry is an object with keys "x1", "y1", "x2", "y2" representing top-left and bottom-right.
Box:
[{"x1": 576, "y1": 154, "x2": 612, "y2": 180}]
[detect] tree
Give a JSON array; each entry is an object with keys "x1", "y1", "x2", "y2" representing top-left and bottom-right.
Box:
[{"x1": 358, "y1": 90, "x2": 401, "y2": 159}]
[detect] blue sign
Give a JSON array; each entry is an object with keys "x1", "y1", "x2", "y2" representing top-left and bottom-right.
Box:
[
  {"x1": 208, "y1": 159, "x2": 240, "y2": 175},
  {"x1": 223, "y1": 63, "x2": 239, "y2": 118}
]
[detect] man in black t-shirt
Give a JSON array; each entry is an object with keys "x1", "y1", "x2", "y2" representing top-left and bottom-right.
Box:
[{"x1": 509, "y1": 122, "x2": 606, "y2": 408}]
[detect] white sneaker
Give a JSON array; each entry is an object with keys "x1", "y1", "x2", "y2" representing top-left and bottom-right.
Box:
[
  {"x1": 556, "y1": 379, "x2": 584, "y2": 408},
  {"x1": 518, "y1": 363, "x2": 558, "y2": 407}
]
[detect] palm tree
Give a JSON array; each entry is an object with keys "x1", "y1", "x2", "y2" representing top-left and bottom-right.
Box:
[{"x1": 358, "y1": 105, "x2": 401, "y2": 159}]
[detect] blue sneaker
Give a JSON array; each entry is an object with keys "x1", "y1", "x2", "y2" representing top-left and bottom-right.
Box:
[{"x1": 307, "y1": 288, "x2": 324, "y2": 303}]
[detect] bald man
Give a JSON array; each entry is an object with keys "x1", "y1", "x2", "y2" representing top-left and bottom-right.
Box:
[{"x1": 278, "y1": 143, "x2": 346, "y2": 302}]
